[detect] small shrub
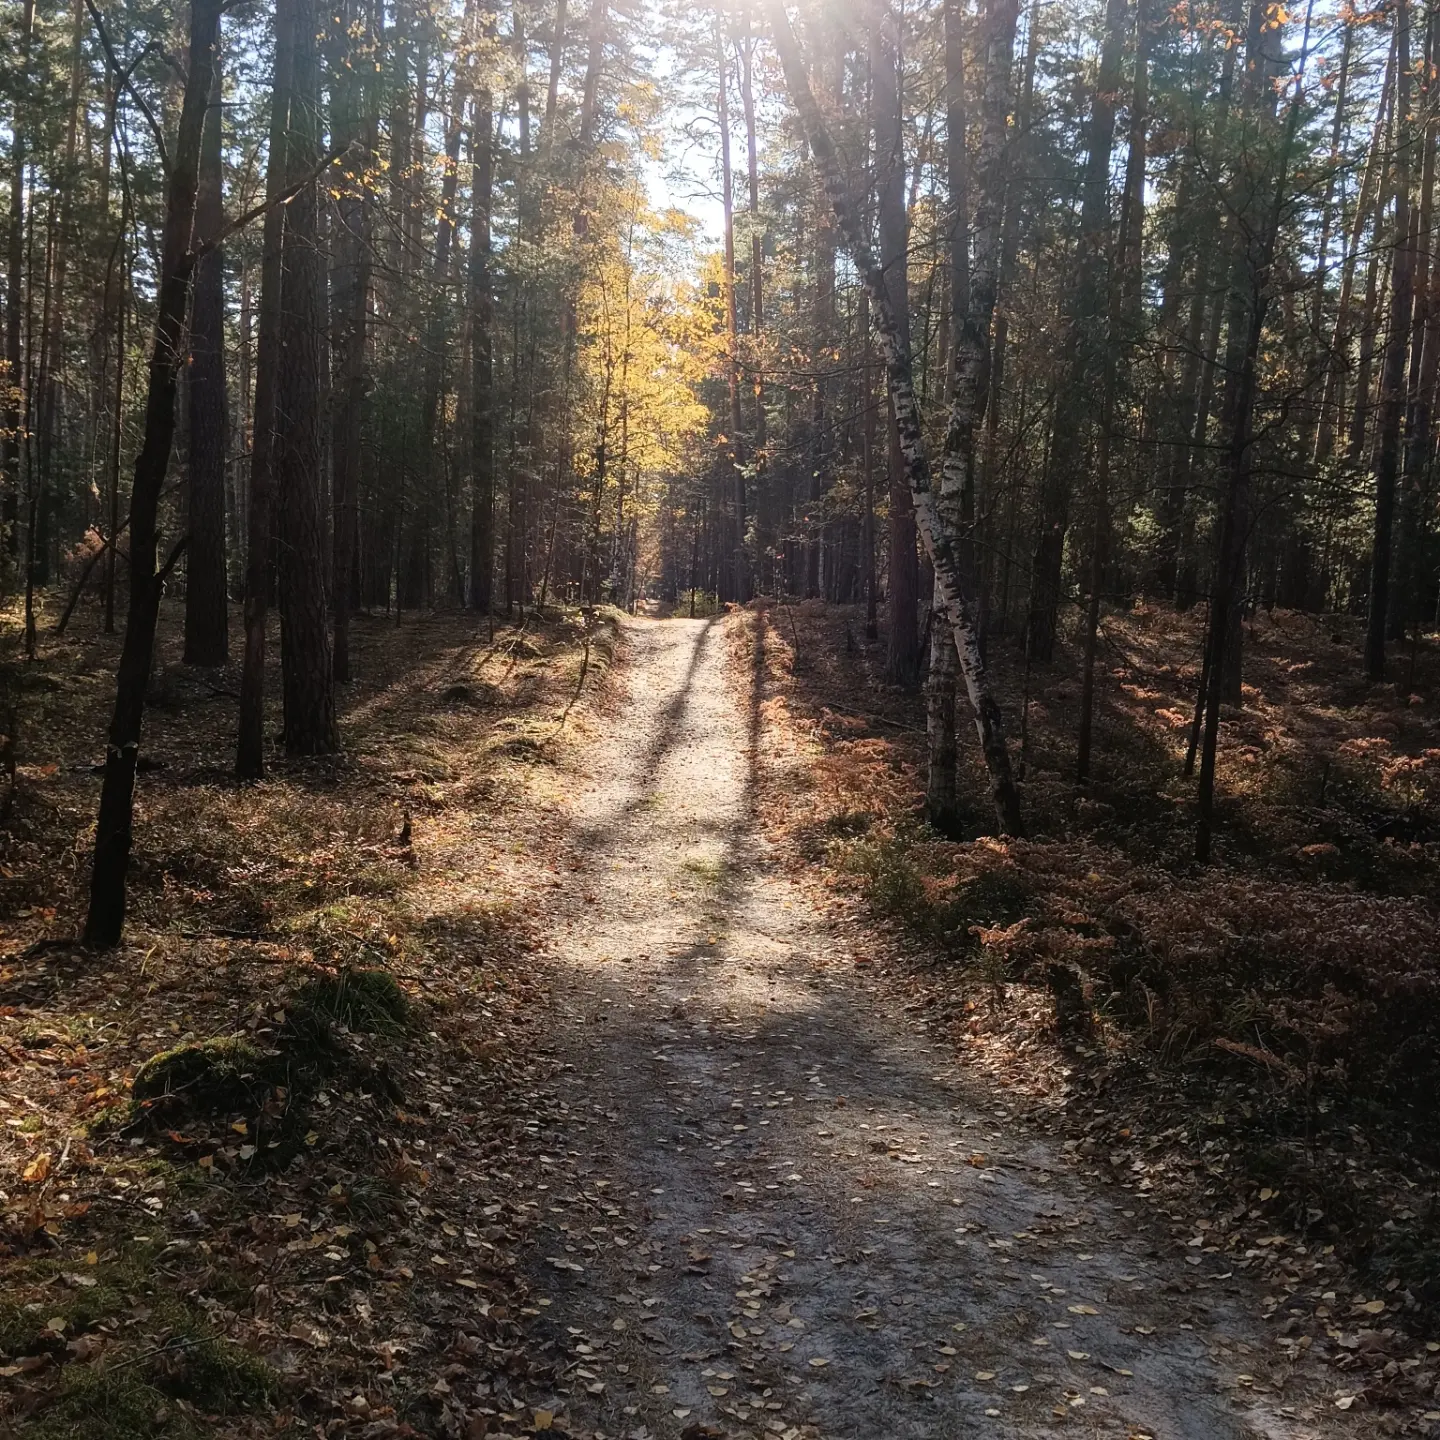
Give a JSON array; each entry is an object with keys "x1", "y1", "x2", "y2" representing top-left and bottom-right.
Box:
[
  {"x1": 838, "y1": 834, "x2": 1036, "y2": 960},
  {"x1": 838, "y1": 834, "x2": 926, "y2": 919}
]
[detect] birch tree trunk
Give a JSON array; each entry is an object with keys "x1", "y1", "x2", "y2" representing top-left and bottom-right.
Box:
[
  {"x1": 770, "y1": 2, "x2": 1023, "y2": 837},
  {"x1": 926, "y1": 0, "x2": 1017, "y2": 833}
]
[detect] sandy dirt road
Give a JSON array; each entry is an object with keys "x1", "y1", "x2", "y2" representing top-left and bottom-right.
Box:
[{"x1": 517, "y1": 614, "x2": 1360, "y2": 1440}]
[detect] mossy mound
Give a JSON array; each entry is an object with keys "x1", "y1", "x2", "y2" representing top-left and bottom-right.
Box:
[
  {"x1": 131, "y1": 1037, "x2": 287, "y2": 1120},
  {"x1": 294, "y1": 966, "x2": 410, "y2": 1035}
]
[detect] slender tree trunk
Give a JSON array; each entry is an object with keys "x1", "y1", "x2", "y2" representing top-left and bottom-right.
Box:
[
  {"x1": 717, "y1": 22, "x2": 749, "y2": 600},
  {"x1": 1315, "y1": 25, "x2": 1395, "y2": 466},
  {"x1": 1078, "y1": 0, "x2": 1148, "y2": 781},
  {"x1": 740, "y1": 11, "x2": 766, "y2": 529},
  {"x1": 184, "y1": 55, "x2": 229, "y2": 666},
  {"x1": 1027, "y1": 0, "x2": 1127, "y2": 662},
  {"x1": 861, "y1": 289, "x2": 878, "y2": 641},
  {"x1": 542, "y1": 0, "x2": 568, "y2": 151},
  {"x1": 2, "y1": 0, "x2": 35, "y2": 562},
  {"x1": 771, "y1": 3, "x2": 1023, "y2": 836},
  {"x1": 926, "y1": 0, "x2": 1017, "y2": 831},
  {"x1": 469, "y1": 85, "x2": 496, "y2": 612},
  {"x1": 925, "y1": 0, "x2": 971, "y2": 832},
  {"x1": 330, "y1": 0, "x2": 375, "y2": 684},
  {"x1": 85, "y1": 0, "x2": 222, "y2": 947},
  {"x1": 1347, "y1": 210, "x2": 1384, "y2": 464},
  {"x1": 1367, "y1": 0, "x2": 1415, "y2": 681},
  {"x1": 276, "y1": 0, "x2": 338, "y2": 754},
  {"x1": 237, "y1": 0, "x2": 296, "y2": 778},
  {"x1": 105, "y1": 238, "x2": 127, "y2": 636},
  {"x1": 872, "y1": 6, "x2": 921, "y2": 685},
  {"x1": 1196, "y1": 0, "x2": 1313, "y2": 860},
  {"x1": 1395, "y1": 5, "x2": 1440, "y2": 644}
]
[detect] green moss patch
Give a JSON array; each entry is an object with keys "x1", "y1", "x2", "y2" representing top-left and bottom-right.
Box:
[
  {"x1": 131, "y1": 1037, "x2": 287, "y2": 1120},
  {"x1": 1, "y1": 1253, "x2": 273, "y2": 1439}
]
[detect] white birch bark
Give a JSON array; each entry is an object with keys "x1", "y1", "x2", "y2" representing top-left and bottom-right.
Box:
[{"x1": 769, "y1": 1, "x2": 1023, "y2": 836}]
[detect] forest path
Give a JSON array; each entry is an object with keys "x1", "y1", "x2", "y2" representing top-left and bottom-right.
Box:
[{"x1": 523, "y1": 614, "x2": 1353, "y2": 1440}]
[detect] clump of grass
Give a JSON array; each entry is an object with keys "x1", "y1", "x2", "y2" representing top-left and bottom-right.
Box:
[
  {"x1": 837, "y1": 833, "x2": 926, "y2": 918},
  {"x1": 294, "y1": 966, "x2": 410, "y2": 1035},
  {"x1": 681, "y1": 853, "x2": 727, "y2": 886}
]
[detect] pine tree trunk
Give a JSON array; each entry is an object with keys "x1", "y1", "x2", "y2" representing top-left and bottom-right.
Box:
[
  {"x1": 542, "y1": 0, "x2": 568, "y2": 151},
  {"x1": 1027, "y1": 0, "x2": 1127, "y2": 662},
  {"x1": 1315, "y1": 26, "x2": 1395, "y2": 466},
  {"x1": 276, "y1": 0, "x2": 338, "y2": 755},
  {"x1": 237, "y1": 0, "x2": 296, "y2": 779},
  {"x1": 469, "y1": 86, "x2": 496, "y2": 612},
  {"x1": 1394, "y1": 5, "x2": 1439, "y2": 644},
  {"x1": 1196, "y1": 0, "x2": 1312, "y2": 860},
  {"x1": 184, "y1": 55, "x2": 229, "y2": 666},
  {"x1": 330, "y1": 0, "x2": 375, "y2": 685},
  {"x1": 717, "y1": 23, "x2": 750, "y2": 601},
  {"x1": 2, "y1": 0, "x2": 34, "y2": 561},
  {"x1": 872, "y1": 8, "x2": 921, "y2": 686},
  {"x1": 1367, "y1": 0, "x2": 1414, "y2": 681},
  {"x1": 84, "y1": 0, "x2": 222, "y2": 947},
  {"x1": 740, "y1": 11, "x2": 767, "y2": 534}
]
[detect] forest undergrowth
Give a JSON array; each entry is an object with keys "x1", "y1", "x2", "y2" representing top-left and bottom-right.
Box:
[
  {"x1": 0, "y1": 603, "x2": 616, "y2": 1438},
  {"x1": 747, "y1": 599, "x2": 1440, "y2": 1358}
]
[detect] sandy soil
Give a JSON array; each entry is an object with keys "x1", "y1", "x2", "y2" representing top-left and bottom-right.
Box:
[{"x1": 515, "y1": 614, "x2": 1364, "y2": 1440}]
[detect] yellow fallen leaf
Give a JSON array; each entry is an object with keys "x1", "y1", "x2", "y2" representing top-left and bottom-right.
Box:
[
  {"x1": 1068, "y1": 1305, "x2": 1100, "y2": 1316},
  {"x1": 1360, "y1": 1299, "x2": 1385, "y2": 1315},
  {"x1": 808, "y1": 1357, "x2": 830, "y2": 1368},
  {"x1": 230, "y1": 1120, "x2": 248, "y2": 1136},
  {"x1": 22, "y1": 1153, "x2": 52, "y2": 1185},
  {"x1": 533, "y1": 1409, "x2": 554, "y2": 1430}
]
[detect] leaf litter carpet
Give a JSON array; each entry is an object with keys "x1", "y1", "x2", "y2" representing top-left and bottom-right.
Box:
[{"x1": 516, "y1": 614, "x2": 1367, "y2": 1440}]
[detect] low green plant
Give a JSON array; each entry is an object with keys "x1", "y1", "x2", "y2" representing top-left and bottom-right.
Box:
[{"x1": 293, "y1": 966, "x2": 410, "y2": 1035}]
